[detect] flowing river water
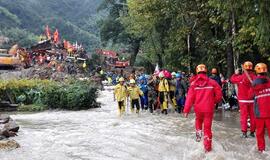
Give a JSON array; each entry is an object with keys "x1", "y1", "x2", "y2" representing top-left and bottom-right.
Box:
[{"x1": 1, "y1": 87, "x2": 269, "y2": 160}]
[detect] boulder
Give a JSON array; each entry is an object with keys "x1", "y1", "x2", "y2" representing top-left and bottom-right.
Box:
[
  {"x1": 0, "y1": 135, "x2": 6, "y2": 140},
  {"x1": 0, "y1": 140, "x2": 20, "y2": 150},
  {"x1": 4, "y1": 119, "x2": 19, "y2": 132},
  {"x1": 0, "y1": 129, "x2": 10, "y2": 137},
  {"x1": 0, "y1": 129, "x2": 17, "y2": 138},
  {"x1": 0, "y1": 114, "x2": 10, "y2": 124}
]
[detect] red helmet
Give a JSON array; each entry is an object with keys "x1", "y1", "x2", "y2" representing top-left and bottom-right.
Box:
[
  {"x1": 243, "y1": 61, "x2": 253, "y2": 71},
  {"x1": 196, "y1": 64, "x2": 207, "y2": 74}
]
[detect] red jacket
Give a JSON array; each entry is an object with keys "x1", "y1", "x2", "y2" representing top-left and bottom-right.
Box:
[
  {"x1": 230, "y1": 72, "x2": 256, "y2": 103},
  {"x1": 184, "y1": 74, "x2": 222, "y2": 113},
  {"x1": 252, "y1": 75, "x2": 270, "y2": 118},
  {"x1": 189, "y1": 75, "x2": 196, "y2": 83}
]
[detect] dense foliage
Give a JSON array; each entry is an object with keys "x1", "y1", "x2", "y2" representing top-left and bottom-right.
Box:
[
  {"x1": 100, "y1": 0, "x2": 270, "y2": 77},
  {"x1": 98, "y1": 0, "x2": 142, "y2": 66},
  {"x1": 0, "y1": 79, "x2": 100, "y2": 111},
  {"x1": 0, "y1": 0, "x2": 102, "y2": 51}
]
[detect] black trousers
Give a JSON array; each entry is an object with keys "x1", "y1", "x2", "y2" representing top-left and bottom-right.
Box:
[
  {"x1": 159, "y1": 92, "x2": 165, "y2": 104},
  {"x1": 131, "y1": 99, "x2": 140, "y2": 110},
  {"x1": 118, "y1": 101, "x2": 124, "y2": 110}
]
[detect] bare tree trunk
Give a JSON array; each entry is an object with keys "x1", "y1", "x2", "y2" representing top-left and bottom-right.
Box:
[
  {"x1": 226, "y1": 42, "x2": 234, "y2": 77},
  {"x1": 187, "y1": 32, "x2": 196, "y2": 73},
  {"x1": 187, "y1": 34, "x2": 191, "y2": 73},
  {"x1": 159, "y1": 32, "x2": 166, "y2": 68},
  {"x1": 226, "y1": 11, "x2": 235, "y2": 77},
  {"x1": 150, "y1": 34, "x2": 163, "y2": 68},
  {"x1": 129, "y1": 39, "x2": 141, "y2": 66},
  {"x1": 231, "y1": 11, "x2": 239, "y2": 69}
]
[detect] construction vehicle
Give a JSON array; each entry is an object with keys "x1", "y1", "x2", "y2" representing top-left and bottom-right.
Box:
[{"x1": 0, "y1": 49, "x2": 21, "y2": 68}]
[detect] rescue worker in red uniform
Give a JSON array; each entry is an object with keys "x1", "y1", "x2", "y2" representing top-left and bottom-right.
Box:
[
  {"x1": 252, "y1": 63, "x2": 270, "y2": 153},
  {"x1": 183, "y1": 64, "x2": 222, "y2": 152},
  {"x1": 230, "y1": 61, "x2": 256, "y2": 138}
]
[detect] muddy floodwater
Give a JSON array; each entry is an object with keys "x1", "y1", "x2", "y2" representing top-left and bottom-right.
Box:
[{"x1": 0, "y1": 87, "x2": 269, "y2": 160}]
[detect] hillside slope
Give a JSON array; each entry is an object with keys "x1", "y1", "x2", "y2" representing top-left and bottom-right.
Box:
[{"x1": 0, "y1": 0, "x2": 102, "y2": 51}]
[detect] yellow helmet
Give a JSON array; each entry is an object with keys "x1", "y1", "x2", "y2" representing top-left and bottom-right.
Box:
[
  {"x1": 119, "y1": 77, "x2": 125, "y2": 82},
  {"x1": 255, "y1": 63, "x2": 268, "y2": 74},
  {"x1": 130, "y1": 79, "x2": 136, "y2": 84},
  {"x1": 196, "y1": 64, "x2": 207, "y2": 74},
  {"x1": 243, "y1": 61, "x2": 253, "y2": 70}
]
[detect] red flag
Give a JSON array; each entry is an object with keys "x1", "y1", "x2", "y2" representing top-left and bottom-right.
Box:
[
  {"x1": 54, "y1": 29, "x2": 59, "y2": 43},
  {"x1": 45, "y1": 25, "x2": 51, "y2": 39}
]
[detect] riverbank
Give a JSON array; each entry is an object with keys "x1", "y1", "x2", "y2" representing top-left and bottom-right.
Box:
[{"x1": 0, "y1": 79, "x2": 100, "y2": 112}]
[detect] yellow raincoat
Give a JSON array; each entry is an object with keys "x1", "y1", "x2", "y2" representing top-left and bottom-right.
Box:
[
  {"x1": 128, "y1": 86, "x2": 143, "y2": 100},
  {"x1": 158, "y1": 78, "x2": 170, "y2": 110},
  {"x1": 158, "y1": 79, "x2": 169, "y2": 92},
  {"x1": 114, "y1": 83, "x2": 127, "y2": 115}
]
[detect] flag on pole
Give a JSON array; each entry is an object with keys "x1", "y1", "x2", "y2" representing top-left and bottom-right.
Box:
[
  {"x1": 53, "y1": 29, "x2": 59, "y2": 43},
  {"x1": 45, "y1": 25, "x2": 51, "y2": 39},
  {"x1": 155, "y1": 63, "x2": 159, "y2": 72}
]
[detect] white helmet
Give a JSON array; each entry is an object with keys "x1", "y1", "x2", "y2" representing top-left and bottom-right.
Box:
[{"x1": 159, "y1": 72, "x2": 164, "y2": 78}]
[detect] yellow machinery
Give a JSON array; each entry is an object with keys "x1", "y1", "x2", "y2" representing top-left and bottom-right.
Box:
[{"x1": 0, "y1": 49, "x2": 21, "y2": 67}]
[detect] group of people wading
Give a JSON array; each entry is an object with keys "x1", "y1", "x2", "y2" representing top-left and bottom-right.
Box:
[{"x1": 113, "y1": 61, "x2": 270, "y2": 153}]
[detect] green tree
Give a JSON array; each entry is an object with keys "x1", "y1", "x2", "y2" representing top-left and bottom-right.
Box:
[
  {"x1": 122, "y1": 0, "x2": 269, "y2": 75},
  {"x1": 98, "y1": 0, "x2": 142, "y2": 66}
]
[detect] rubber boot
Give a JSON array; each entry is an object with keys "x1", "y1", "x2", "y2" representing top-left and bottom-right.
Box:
[
  {"x1": 164, "y1": 109, "x2": 168, "y2": 115},
  {"x1": 177, "y1": 106, "x2": 182, "y2": 113},
  {"x1": 149, "y1": 104, "x2": 153, "y2": 113},
  {"x1": 241, "y1": 132, "x2": 248, "y2": 138},
  {"x1": 249, "y1": 132, "x2": 255, "y2": 138},
  {"x1": 204, "y1": 136, "x2": 212, "y2": 152},
  {"x1": 196, "y1": 131, "x2": 202, "y2": 142},
  {"x1": 144, "y1": 105, "x2": 148, "y2": 110}
]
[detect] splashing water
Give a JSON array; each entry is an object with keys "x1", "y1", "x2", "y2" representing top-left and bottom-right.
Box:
[{"x1": 0, "y1": 87, "x2": 269, "y2": 160}]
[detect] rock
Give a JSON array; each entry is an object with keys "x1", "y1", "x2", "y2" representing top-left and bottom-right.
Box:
[
  {"x1": 0, "y1": 114, "x2": 10, "y2": 124},
  {"x1": 0, "y1": 129, "x2": 17, "y2": 138},
  {"x1": 0, "y1": 129, "x2": 10, "y2": 137},
  {"x1": 0, "y1": 140, "x2": 20, "y2": 150},
  {"x1": 0, "y1": 135, "x2": 6, "y2": 140},
  {"x1": 4, "y1": 119, "x2": 19, "y2": 132}
]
